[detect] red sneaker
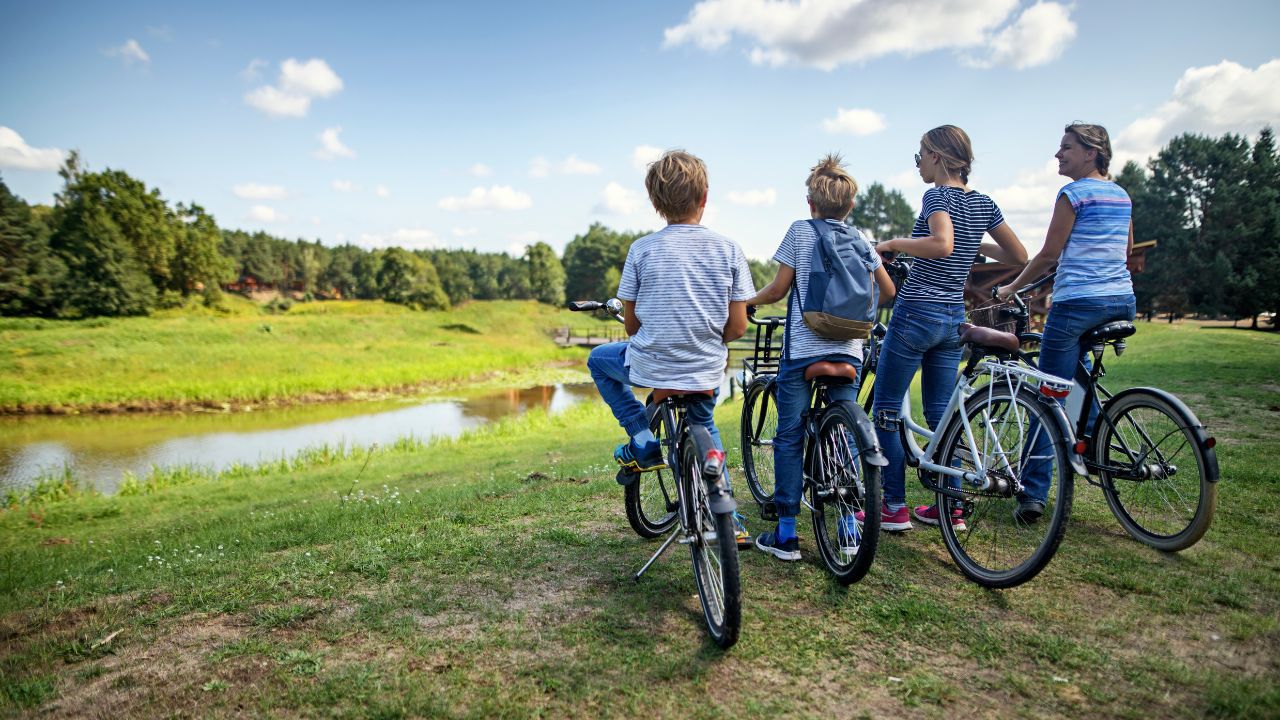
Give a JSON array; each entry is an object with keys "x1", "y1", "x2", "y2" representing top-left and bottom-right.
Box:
[
  {"x1": 855, "y1": 503, "x2": 913, "y2": 532},
  {"x1": 913, "y1": 504, "x2": 967, "y2": 531}
]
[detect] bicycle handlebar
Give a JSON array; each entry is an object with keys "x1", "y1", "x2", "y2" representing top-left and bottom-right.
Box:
[
  {"x1": 567, "y1": 298, "x2": 625, "y2": 323},
  {"x1": 747, "y1": 312, "x2": 785, "y2": 327},
  {"x1": 992, "y1": 272, "x2": 1057, "y2": 301}
]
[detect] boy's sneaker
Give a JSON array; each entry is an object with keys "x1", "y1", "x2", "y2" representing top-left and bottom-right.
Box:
[
  {"x1": 913, "y1": 504, "x2": 967, "y2": 531},
  {"x1": 613, "y1": 440, "x2": 664, "y2": 472},
  {"x1": 755, "y1": 530, "x2": 800, "y2": 561},
  {"x1": 732, "y1": 512, "x2": 752, "y2": 547},
  {"x1": 838, "y1": 515, "x2": 861, "y2": 557},
  {"x1": 1013, "y1": 498, "x2": 1046, "y2": 525},
  {"x1": 855, "y1": 503, "x2": 913, "y2": 532}
]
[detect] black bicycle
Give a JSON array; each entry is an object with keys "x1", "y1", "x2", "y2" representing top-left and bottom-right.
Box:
[
  {"x1": 568, "y1": 299, "x2": 741, "y2": 647},
  {"x1": 984, "y1": 276, "x2": 1220, "y2": 551},
  {"x1": 739, "y1": 313, "x2": 885, "y2": 584}
]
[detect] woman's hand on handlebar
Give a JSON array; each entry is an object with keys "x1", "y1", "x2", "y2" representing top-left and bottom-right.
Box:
[{"x1": 994, "y1": 284, "x2": 1015, "y2": 301}]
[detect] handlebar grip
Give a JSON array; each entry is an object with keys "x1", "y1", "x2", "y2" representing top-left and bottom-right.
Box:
[{"x1": 567, "y1": 300, "x2": 602, "y2": 312}]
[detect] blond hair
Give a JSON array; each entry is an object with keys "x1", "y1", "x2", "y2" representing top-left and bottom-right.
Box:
[
  {"x1": 1064, "y1": 122, "x2": 1113, "y2": 177},
  {"x1": 806, "y1": 153, "x2": 858, "y2": 219},
  {"x1": 921, "y1": 125, "x2": 974, "y2": 184},
  {"x1": 645, "y1": 150, "x2": 708, "y2": 223}
]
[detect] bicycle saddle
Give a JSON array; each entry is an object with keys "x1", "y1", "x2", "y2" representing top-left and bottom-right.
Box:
[
  {"x1": 1081, "y1": 321, "x2": 1136, "y2": 345},
  {"x1": 803, "y1": 361, "x2": 859, "y2": 384},
  {"x1": 958, "y1": 322, "x2": 1020, "y2": 353},
  {"x1": 650, "y1": 388, "x2": 716, "y2": 404}
]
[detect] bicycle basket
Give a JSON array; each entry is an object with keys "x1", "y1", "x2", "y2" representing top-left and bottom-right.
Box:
[
  {"x1": 968, "y1": 299, "x2": 1020, "y2": 335},
  {"x1": 744, "y1": 317, "x2": 784, "y2": 377}
]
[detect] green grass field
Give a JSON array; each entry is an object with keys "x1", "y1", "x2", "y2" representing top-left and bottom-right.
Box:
[
  {"x1": 0, "y1": 322, "x2": 1277, "y2": 718},
  {"x1": 0, "y1": 300, "x2": 595, "y2": 413}
]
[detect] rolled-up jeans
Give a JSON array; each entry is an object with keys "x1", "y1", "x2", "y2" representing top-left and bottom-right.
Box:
[
  {"x1": 1020, "y1": 294, "x2": 1137, "y2": 503},
  {"x1": 586, "y1": 341, "x2": 722, "y2": 450}
]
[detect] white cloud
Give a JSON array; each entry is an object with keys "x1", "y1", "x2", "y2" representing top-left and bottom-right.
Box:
[
  {"x1": 438, "y1": 185, "x2": 533, "y2": 212},
  {"x1": 726, "y1": 188, "x2": 777, "y2": 207},
  {"x1": 391, "y1": 228, "x2": 440, "y2": 248},
  {"x1": 314, "y1": 127, "x2": 356, "y2": 160},
  {"x1": 453, "y1": 227, "x2": 479, "y2": 237},
  {"x1": 663, "y1": 0, "x2": 1076, "y2": 71},
  {"x1": 632, "y1": 144, "x2": 664, "y2": 170},
  {"x1": 232, "y1": 182, "x2": 287, "y2": 200},
  {"x1": 244, "y1": 85, "x2": 311, "y2": 118},
  {"x1": 528, "y1": 157, "x2": 551, "y2": 178},
  {"x1": 987, "y1": 159, "x2": 1065, "y2": 254},
  {"x1": 375, "y1": 184, "x2": 391, "y2": 198},
  {"x1": 469, "y1": 163, "x2": 493, "y2": 177},
  {"x1": 106, "y1": 38, "x2": 150, "y2": 65},
  {"x1": 241, "y1": 58, "x2": 268, "y2": 82},
  {"x1": 244, "y1": 57, "x2": 343, "y2": 118},
  {"x1": 279, "y1": 58, "x2": 343, "y2": 97},
  {"x1": 1116, "y1": 59, "x2": 1280, "y2": 165},
  {"x1": 822, "y1": 107, "x2": 887, "y2": 135},
  {"x1": 249, "y1": 205, "x2": 283, "y2": 223},
  {"x1": 594, "y1": 181, "x2": 644, "y2": 215},
  {"x1": 331, "y1": 179, "x2": 358, "y2": 192},
  {"x1": 0, "y1": 127, "x2": 65, "y2": 171},
  {"x1": 560, "y1": 155, "x2": 602, "y2": 175},
  {"x1": 965, "y1": 2, "x2": 1076, "y2": 70}
]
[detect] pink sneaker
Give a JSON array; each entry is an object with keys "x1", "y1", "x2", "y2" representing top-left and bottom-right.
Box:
[
  {"x1": 913, "y1": 504, "x2": 967, "y2": 531},
  {"x1": 855, "y1": 503, "x2": 913, "y2": 532}
]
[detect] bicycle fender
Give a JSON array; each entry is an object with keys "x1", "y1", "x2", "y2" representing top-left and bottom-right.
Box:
[
  {"x1": 831, "y1": 401, "x2": 888, "y2": 467},
  {"x1": 688, "y1": 425, "x2": 738, "y2": 514},
  {"x1": 1042, "y1": 399, "x2": 1089, "y2": 477},
  {"x1": 1102, "y1": 387, "x2": 1220, "y2": 482}
]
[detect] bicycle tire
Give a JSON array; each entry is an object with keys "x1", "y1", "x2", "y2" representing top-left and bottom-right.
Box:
[
  {"x1": 624, "y1": 407, "x2": 679, "y2": 538},
  {"x1": 1095, "y1": 389, "x2": 1217, "y2": 552},
  {"x1": 740, "y1": 377, "x2": 778, "y2": 505},
  {"x1": 808, "y1": 401, "x2": 881, "y2": 585},
  {"x1": 683, "y1": 432, "x2": 741, "y2": 649},
  {"x1": 935, "y1": 382, "x2": 1073, "y2": 588}
]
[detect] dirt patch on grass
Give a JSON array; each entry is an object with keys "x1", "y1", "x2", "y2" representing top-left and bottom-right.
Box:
[{"x1": 41, "y1": 613, "x2": 250, "y2": 718}]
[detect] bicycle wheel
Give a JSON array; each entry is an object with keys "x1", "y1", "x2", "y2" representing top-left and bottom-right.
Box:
[
  {"x1": 808, "y1": 402, "x2": 881, "y2": 585},
  {"x1": 935, "y1": 382, "x2": 1072, "y2": 588},
  {"x1": 1095, "y1": 390, "x2": 1217, "y2": 551},
  {"x1": 683, "y1": 432, "x2": 741, "y2": 649},
  {"x1": 624, "y1": 407, "x2": 679, "y2": 538},
  {"x1": 740, "y1": 377, "x2": 778, "y2": 505}
]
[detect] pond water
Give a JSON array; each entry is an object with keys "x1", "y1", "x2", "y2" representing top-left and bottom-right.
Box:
[{"x1": 0, "y1": 383, "x2": 602, "y2": 495}]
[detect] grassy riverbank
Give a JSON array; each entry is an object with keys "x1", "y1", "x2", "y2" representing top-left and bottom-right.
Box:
[
  {"x1": 1, "y1": 322, "x2": 1277, "y2": 718},
  {"x1": 0, "y1": 300, "x2": 596, "y2": 414}
]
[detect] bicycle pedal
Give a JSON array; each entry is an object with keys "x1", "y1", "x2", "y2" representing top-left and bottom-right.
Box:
[
  {"x1": 615, "y1": 467, "x2": 640, "y2": 487},
  {"x1": 759, "y1": 501, "x2": 779, "y2": 522}
]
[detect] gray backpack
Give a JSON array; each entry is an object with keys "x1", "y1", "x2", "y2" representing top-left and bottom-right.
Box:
[{"x1": 792, "y1": 219, "x2": 879, "y2": 340}]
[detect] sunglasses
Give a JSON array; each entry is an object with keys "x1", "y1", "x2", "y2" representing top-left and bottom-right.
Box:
[{"x1": 914, "y1": 152, "x2": 922, "y2": 167}]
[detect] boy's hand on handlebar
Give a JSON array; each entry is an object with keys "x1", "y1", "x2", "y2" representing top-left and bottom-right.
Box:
[
  {"x1": 994, "y1": 284, "x2": 1015, "y2": 301},
  {"x1": 746, "y1": 304, "x2": 757, "y2": 317}
]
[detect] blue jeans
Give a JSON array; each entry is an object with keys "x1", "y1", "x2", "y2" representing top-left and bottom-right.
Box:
[
  {"x1": 871, "y1": 300, "x2": 967, "y2": 508},
  {"x1": 772, "y1": 353, "x2": 861, "y2": 518},
  {"x1": 1021, "y1": 294, "x2": 1137, "y2": 502},
  {"x1": 586, "y1": 341, "x2": 722, "y2": 450}
]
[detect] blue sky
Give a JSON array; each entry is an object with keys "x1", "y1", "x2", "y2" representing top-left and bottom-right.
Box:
[{"x1": 3, "y1": 0, "x2": 1278, "y2": 260}]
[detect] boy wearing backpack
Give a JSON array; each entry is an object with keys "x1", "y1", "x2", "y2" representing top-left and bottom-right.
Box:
[{"x1": 745, "y1": 154, "x2": 896, "y2": 561}]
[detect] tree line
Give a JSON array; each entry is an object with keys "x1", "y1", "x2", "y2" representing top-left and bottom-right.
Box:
[{"x1": 3, "y1": 131, "x2": 1276, "y2": 323}]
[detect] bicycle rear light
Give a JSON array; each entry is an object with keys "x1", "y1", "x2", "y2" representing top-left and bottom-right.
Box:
[
  {"x1": 1204, "y1": 436, "x2": 1216, "y2": 450},
  {"x1": 1074, "y1": 440, "x2": 1087, "y2": 455},
  {"x1": 1038, "y1": 383, "x2": 1071, "y2": 399}
]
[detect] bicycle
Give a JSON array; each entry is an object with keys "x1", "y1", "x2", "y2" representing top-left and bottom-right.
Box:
[
  {"x1": 738, "y1": 313, "x2": 886, "y2": 584},
  {"x1": 986, "y1": 276, "x2": 1220, "y2": 551},
  {"x1": 568, "y1": 299, "x2": 741, "y2": 648}
]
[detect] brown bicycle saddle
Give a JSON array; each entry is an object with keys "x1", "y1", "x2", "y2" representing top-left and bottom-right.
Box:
[
  {"x1": 958, "y1": 322, "x2": 1020, "y2": 353},
  {"x1": 803, "y1": 361, "x2": 859, "y2": 384}
]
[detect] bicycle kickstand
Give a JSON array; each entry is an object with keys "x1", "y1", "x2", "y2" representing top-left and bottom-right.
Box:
[{"x1": 633, "y1": 526, "x2": 682, "y2": 582}]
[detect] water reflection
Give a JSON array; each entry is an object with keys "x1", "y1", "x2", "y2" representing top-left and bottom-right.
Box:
[{"x1": 0, "y1": 383, "x2": 600, "y2": 494}]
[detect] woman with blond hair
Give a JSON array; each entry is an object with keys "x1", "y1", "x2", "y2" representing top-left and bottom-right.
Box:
[
  {"x1": 858, "y1": 125, "x2": 1028, "y2": 533},
  {"x1": 997, "y1": 123, "x2": 1136, "y2": 522}
]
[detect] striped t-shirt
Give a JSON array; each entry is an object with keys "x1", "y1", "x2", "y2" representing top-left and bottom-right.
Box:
[
  {"x1": 897, "y1": 186, "x2": 1006, "y2": 304},
  {"x1": 774, "y1": 219, "x2": 881, "y2": 361},
  {"x1": 1053, "y1": 178, "x2": 1133, "y2": 302},
  {"x1": 617, "y1": 224, "x2": 755, "y2": 391}
]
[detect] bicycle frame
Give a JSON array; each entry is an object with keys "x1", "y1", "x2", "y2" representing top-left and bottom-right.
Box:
[{"x1": 895, "y1": 357, "x2": 1086, "y2": 501}]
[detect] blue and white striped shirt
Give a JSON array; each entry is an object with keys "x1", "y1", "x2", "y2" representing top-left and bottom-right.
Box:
[
  {"x1": 617, "y1": 224, "x2": 755, "y2": 390},
  {"x1": 897, "y1": 186, "x2": 1005, "y2": 304},
  {"x1": 1053, "y1": 179, "x2": 1133, "y2": 302}
]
